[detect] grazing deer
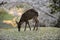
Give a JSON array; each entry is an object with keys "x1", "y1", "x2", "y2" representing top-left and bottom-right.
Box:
[
  {"x1": 16, "y1": 9, "x2": 39, "y2": 31},
  {"x1": 0, "y1": 1, "x2": 7, "y2": 6}
]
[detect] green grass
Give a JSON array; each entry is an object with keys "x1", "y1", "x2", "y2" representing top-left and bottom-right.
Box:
[
  {"x1": 0, "y1": 27, "x2": 60, "y2": 40},
  {"x1": 0, "y1": 8, "x2": 14, "y2": 22}
]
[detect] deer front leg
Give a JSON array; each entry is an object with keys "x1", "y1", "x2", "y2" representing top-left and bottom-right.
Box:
[
  {"x1": 27, "y1": 21, "x2": 31, "y2": 31},
  {"x1": 18, "y1": 26, "x2": 20, "y2": 31},
  {"x1": 24, "y1": 22, "x2": 27, "y2": 31},
  {"x1": 18, "y1": 24, "x2": 21, "y2": 32}
]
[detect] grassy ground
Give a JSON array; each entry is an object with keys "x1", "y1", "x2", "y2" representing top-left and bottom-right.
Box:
[{"x1": 0, "y1": 27, "x2": 60, "y2": 40}]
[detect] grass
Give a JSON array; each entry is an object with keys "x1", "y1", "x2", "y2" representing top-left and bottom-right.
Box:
[{"x1": 0, "y1": 27, "x2": 60, "y2": 40}]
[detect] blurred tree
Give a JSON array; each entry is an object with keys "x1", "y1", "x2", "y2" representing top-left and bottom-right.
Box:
[
  {"x1": 49, "y1": 0, "x2": 60, "y2": 27},
  {"x1": 49, "y1": 0, "x2": 60, "y2": 14},
  {"x1": 0, "y1": 1, "x2": 7, "y2": 6},
  {"x1": 55, "y1": 16, "x2": 60, "y2": 27}
]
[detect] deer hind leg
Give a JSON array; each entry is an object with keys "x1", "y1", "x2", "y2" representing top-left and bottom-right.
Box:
[
  {"x1": 36, "y1": 19, "x2": 39, "y2": 31},
  {"x1": 33, "y1": 25, "x2": 35, "y2": 31},
  {"x1": 33, "y1": 16, "x2": 39, "y2": 31}
]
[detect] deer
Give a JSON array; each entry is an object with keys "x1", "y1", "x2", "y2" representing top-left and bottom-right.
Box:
[{"x1": 16, "y1": 9, "x2": 39, "y2": 32}]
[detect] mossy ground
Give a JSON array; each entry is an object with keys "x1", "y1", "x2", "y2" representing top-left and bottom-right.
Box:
[{"x1": 0, "y1": 27, "x2": 60, "y2": 40}]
